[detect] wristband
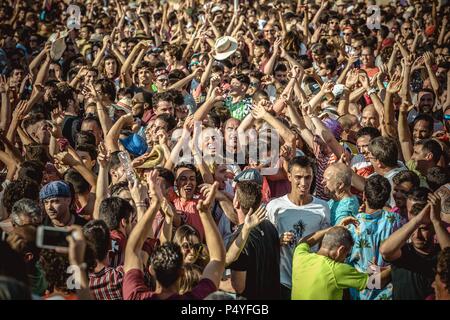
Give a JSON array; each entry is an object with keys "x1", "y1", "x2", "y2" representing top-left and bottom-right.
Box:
[{"x1": 367, "y1": 87, "x2": 377, "y2": 95}]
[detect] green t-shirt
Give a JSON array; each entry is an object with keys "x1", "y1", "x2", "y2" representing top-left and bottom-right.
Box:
[
  {"x1": 291, "y1": 243, "x2": 368, "y2": 300},
  {"x1": 224, "y1": 96, "x2": 252, "y2": 120}
]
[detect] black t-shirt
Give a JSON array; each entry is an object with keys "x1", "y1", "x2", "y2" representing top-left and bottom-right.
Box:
[
  {"x1": 390, "y1": 243, "x2": 438, "y2": 300},
  {"x1": 227, "y1": 220, "x2": 280, "y2": 300},
  {"x1": 43, "y1": 212, "x2": 88, "y2": 227}
]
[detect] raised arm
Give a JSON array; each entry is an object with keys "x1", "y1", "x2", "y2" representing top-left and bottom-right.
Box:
[
  {"x1": 0, "y1": 76, "x2": 11, "y2": 132},
  {"x1": 225, "y1": 206, "x2": 266, "y2": 266},
  {"x1": 383, "y1": 73, "x2": 402, "y2": 138},
  {"x1": 423, "y1": 52, "x2": 440, "y2": 96},
  {"x1": 105, "y1": 113, "x2": 134, "y2": 153},
  {"x1": 120, "y1": 41, "x2": 149, "y2": 87},
  {"x1": 124, "y1": 171, "x2": 161, "y2": 273},
  {"x1": 251, "y1": 104, "x2": 296, "y2": 147},
  {"x1": 93, "y1": 143, "x2": 110, "y2": 221},
  {"x1": 429, "y1": 193, "x2": 450, "y2": 250},
  {"x1": 263, "y1": 38, "x2": 281, "y2": 76},
  {"x1": 398, "y1": 103, "x2": 414, "y2": 161},
  {"x1": 196, "y1": 182, "x2": 226, "y2": 288},
  {"x1": 286, "y1": 103, "x2": 314, "y2": 150},
  {"x1": 192, "y1": 87, "x2": 224, "y2": 122},
  {"x1": 380, "y1": 203, "x2": 432, "y2": 262}
]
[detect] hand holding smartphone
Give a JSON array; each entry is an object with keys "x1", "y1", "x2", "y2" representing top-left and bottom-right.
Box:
[{"x1": 36, "y1": 226, "x2": 71, "y2": 252}]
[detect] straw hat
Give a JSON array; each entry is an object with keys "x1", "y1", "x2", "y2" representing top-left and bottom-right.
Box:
[
  {"x1": 212, "y1": 36, "x2": 238, "y2": 61},
  {"x1": 112, "y1": 97, "x2": 132, "y2": 114}
]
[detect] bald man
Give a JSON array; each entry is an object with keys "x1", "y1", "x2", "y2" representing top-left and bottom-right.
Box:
[
  {"x1": 322, "y1": 163, "x2": 360, "y2": 226},
  {"x1": 361, "y1": 105, "x2": 380, "y2": 129}
]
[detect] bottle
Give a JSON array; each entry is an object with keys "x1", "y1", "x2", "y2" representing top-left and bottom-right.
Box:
[{"x1": 118, "y1": 151, "x2": 138, "y2": 185}]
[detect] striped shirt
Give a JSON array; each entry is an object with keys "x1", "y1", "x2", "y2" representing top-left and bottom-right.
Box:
[{"x1": 313, "y1": 138, "x2": 338, "y2": 201}]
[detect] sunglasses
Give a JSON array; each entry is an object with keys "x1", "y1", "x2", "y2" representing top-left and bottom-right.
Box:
[
  {"x1": 264, "y1": 30, "x2": 275, "y2": 33},
  {"x1": 181, "y1": 242, "x2": 203, "y2": 252}
]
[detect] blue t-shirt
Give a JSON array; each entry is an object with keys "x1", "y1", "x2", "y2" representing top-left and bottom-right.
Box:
[
  {"x1": 347, "y1": 209, "x2": 403, "y2": 300},
  {"x1": 328, "y1": 195, "x2": 360, "y2": 226}
]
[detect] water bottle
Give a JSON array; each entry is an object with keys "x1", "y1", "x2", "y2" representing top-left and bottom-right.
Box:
[{"x1": 118, "y1": 151, "x2": 138, "y2": 185}]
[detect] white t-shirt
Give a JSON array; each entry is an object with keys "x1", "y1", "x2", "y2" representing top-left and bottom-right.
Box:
[{"x1": 266, "y1": 195, "x2": 331, "y2": 288}]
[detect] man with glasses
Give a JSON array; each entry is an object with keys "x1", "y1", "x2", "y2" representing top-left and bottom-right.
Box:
[
  {"x1": 360, "y1": 46, "x2": 379, "y2": 79},
  {"x1": 401, "y1": 22, "x2": 413, "y2": 40}
]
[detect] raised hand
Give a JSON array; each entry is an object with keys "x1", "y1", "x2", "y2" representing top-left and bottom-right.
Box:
[
  {"x1": 66, "y1": 225, "x2": 86, "y2": 265},
  {"x1": 399, "y1": 102, "x2": 412, "y2": 113},
  {"x1": 345, "y1": 69, "x2": 359, "y2": 88},
  {"x1": 301, "y1": 102, "x2": 313, "y2": 117},
  {"x1": 358, "y1": 72, "x2": 370, "y2": 90},
  {"x1": 197, "y1": 181, "x2": 219, "y2": 213},
  {"x1": 50, "y1": 107, "x2": 65, "y2": 138},
  {"x1": 280, "y1": 144, "x2": 294, "y2": 161},
  {"x1": 129, "y1": 177, "x2": 149, "y2": 205},
  {"x1": 156, "y1": 128, "x2": 169, "y2": 146},
  {"x1": 251, "y1": 103, "x2": 268, "y2": 120},
  {"x1": 386, "y1": 73, "x2": 403, "y2": 94},
  {"x1": 0, "y1": 75, "x2": 9, "y2": 93},
  {"x1": 423, "y1": 52, "x2": 434, "y2": 66},
  {"x1": 146, "y1": 169, "x2": 164, "y2": 199},
  {"x1": 210, "y1": 74, "x2": 221, "y2": 88},
  {"x1": 54, "y1": 151, "x2": 80, "y2": 167},
  {"x1": 321, "y1": 81, "x2": 334, "y2": 94},
  {"x1": 428, "y1": 193, "x2": 442, "y2": 224},
  {"x1": 97, "y1": 142, "x2": 111, "y2": 168},
  {"x1": 211, "y1": 87, "x2": 225, "y2": 102},
  {"x1": 244, "y1": 205, "x2": 267, "y2": 230},
  {"x1": 12, "y1": 100, "x2": 29, "y2": 121}
]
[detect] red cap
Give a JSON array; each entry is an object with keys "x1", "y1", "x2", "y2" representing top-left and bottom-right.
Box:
[{"x1": 381, "y1": 38, "x2": 395, "y2": 49}]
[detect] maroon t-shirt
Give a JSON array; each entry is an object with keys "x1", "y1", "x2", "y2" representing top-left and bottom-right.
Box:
[{"x1": 123, "y1": 269, "x2": 216, "y2": 300}]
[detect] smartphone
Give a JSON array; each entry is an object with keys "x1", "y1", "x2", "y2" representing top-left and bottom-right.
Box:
[{"x1": 36, "y1": 226, "x2": 70, "y2": 250}]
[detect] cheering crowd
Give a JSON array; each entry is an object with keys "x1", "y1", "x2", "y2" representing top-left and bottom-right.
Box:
[{"x1": 0, "y1": 0, "x2": 449, "y2": 300}]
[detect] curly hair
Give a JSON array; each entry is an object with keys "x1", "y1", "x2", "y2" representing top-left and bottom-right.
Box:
[
  {"x1": 2, "y1": 179, "x2": 40, "y2": 215},
  {"x1": 437, "y1": 247, "x2": 450, "y2": 294},
  {"x1": 40, "y1": 250, "x2": 74, "y2": 294},
  {"x1": 150, "y1": 242, "x2": 183, "y2": 288}
]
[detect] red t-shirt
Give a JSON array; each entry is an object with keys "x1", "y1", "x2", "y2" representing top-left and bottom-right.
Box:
[
  {"x1": 168, "y1": 190, "x2": 205, "y2": 242},
  {"x1": 123, "y1": 269, "x2": 216, "y2": 300},
  {"x1": 109, "y1": 230, "x2": 127, "y2": 268}
]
